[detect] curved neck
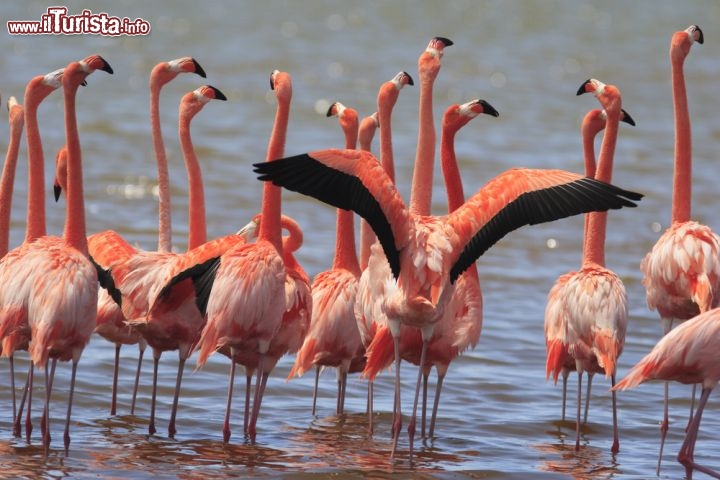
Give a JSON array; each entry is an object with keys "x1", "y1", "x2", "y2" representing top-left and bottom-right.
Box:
[
  {"x1": 0, "y1": 109, "x2": 24, "y2": 255},
  {"x1": 62, "y1": 82, "x2": 88, "y2": 254},
  {"x1": 671, "y1": 55, "x2": 692, "y2": 223},
  {"x1": 179, "y1": 115, "x2": 206, "y2": 250},
  {"x1": 409, "y1": 74, "x2": 436, "y2": 216},
  {"x1": 440, "y1": 128, "x2": 464, "y2": 212},
  {"x1": 581, "y1": 121, "x2": 599, "y2": 261},
  {"x1": 377, "y1": 90, "x2": 396, "y2": 183},
  {"x1": 23, "y1": 96, "x2": 47, "y2": 242},
  {"x1": 259, "y1": 99, "x2": 290, "y2": 250},
  {"x1": 151, "y1": 81, "x2": 172, "y2": 252},
  {"x1": 583, "y1": 109, "x2": 619, "y2": 267}
]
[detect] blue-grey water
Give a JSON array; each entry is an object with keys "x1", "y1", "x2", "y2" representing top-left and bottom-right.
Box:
[{"x1": 1, "y1": 1, "x2": 720, "y2": 478}]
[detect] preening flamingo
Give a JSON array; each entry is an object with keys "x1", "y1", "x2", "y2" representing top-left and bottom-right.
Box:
[
  {"x1": 354, "y1": 70, "x2": 413, "y2": 435},
  {"x1": 103, "y1": 84, "x2": 226, "y2": 437},
  {"x1": 16, "y1": 54, "x2": 113, "y2": 449},
  {"x1": 193, "y1": 70, "x2": 298, "y2": 443},
  {"x1": 363, "y1": 98, "x2": 498, "y2": 440},
  {"x1": 0, "y1": 66, "x2": 64, "y2": 440},
  {"x1": 638, "y1": 24, "x2": 720, "y2": 471},
  {"x1": 86, "y1": 57, "x2": 206, "y2": 416},
  {"x1": 614, "y1": 307, "x2": 720, "y2": 479},
  {"x1": 288, "y1": 101, "x2": 364, "y2": 416},
  {"x1": 544, "y1": 78, "x2": 632, "y2": 454},
  {"x1": 0, "y1": 96, "x2": 24, "y2": 426},
  {"x1": 544, "y1": 107, "x2": 635, "y2": 424}
]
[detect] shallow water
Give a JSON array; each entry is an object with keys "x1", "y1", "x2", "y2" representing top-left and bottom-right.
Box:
[{"x1": 1, "y1": 1, "x2": 720, "y2": 478}]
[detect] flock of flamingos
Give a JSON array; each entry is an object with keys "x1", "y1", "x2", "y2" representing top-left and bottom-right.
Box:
[{"x1": 0, "y1": 22, "x2": 718, "y2": 478}]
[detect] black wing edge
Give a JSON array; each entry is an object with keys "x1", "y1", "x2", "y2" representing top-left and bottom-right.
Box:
[
  {"x1": 155, "y1": 256, "x2": 221, "y2": 316},
  {"x1": 90, "y1": 255, "x2": 122, "y2": 308},
  {"x1": 449, "y1": 177, "x2": 643, "y2": 283},
  {"x1": 254, "y1": 153, "x2": 401, "y2": 278}
]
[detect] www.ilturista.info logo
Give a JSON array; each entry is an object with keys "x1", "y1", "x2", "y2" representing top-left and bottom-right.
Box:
[{"x1": 7, "y1": 7, "x2": 150, "y2": 36}]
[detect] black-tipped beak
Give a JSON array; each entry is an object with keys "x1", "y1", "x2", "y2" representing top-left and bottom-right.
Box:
[
  {"x1": 694, "y1": 25, "x2": 704, "y2": 44},
  {"x1": 576, "y1": 79, "x2": 592, "y2": 96},
  {"x1": 81, "y1": 80, "x2": 88, "y2": 87},
  {"x1": 404, "y1": 72, "x2": 414, "y2": 86},
  {"x1": 620, "y1": 108, "x2": 636, "y2": 127},
  {"x1": 54, "y1": 184, "x2": 62, "y2": 201},
  {"x1": 326, "y1": 102, "x2": 338, "y2": 117},
  {"x1": 208, "y1": 85, "x2": 227, "y2": 101},
  {"x1": 436, "y1": 36, "x2": 454, "y2": 47},
  {"x1": 99, "y1": 57, "x2": 113, "y2": 74},
  {"x1": 479, "y1": 100, "x2": 500, "y2": 118},
  {"x1": 192, "y1": 58, "x2": 207, "y2": 78}
]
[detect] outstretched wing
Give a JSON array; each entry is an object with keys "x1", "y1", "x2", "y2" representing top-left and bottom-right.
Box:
[
  {"x1": 254, "y1": 148, "x2": 411, "y2": 278},
  {"x1": 448, "y1": 168, "x2": 642, "y2": 283}
]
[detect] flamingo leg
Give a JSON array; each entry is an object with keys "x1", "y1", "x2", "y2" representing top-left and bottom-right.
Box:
[
  {"x1": 610, "y1": 374, "x2": 619, "y2": 454},
  {"x1": 14, "y1": 362, "x2": 31, "y2": 438},
  {"x1": 658, "y1": 380, "x2": 669, "y2": 475},
  {"x1": 130, "y1": 342, "x2": 146, "y2": 415},
  {"x1": 687, "y1": 383, "x2": 697, "y2": 430},
  {"x1": 428, "y1": 370, "x2": 446, "y2": 438},
  {"x1": 407, "y1": 337, "x2": 429, "y2": 459},
  {"x1": 312, "y1": 366, "x2": 319, "y2": 415},
  {"x1": 223, "y1": 352, "x2": 237, "y2": 443},
  {"x1": 42, "y1": 360, "x2": 52, "y2": 447},
  {"x1": 149, "y1": 349, "x2": 161, "y2": 435},
  {"x1": 64, "y1": 360, "x2": 79, "y2": 451},
  {"x1": 167, "y1": 356, "x2": 186, "y2": 438},
  {"x1": 561, "y1": 370, "x2": 569, "y2": 421},
  {"x1": 110, "y1": 343, "x2": 120, "y2": 416},
  {"x1": 390, "y1": 328, "x2": 402, "y2": 459},
  {"x1": 243, "y1": 371, "x2": 252, "y2": 435},
  {"x1": 248, "y1": 355, "x2": 268, "y2": 442},
  {"x1": 583, "y1": 372, "x2": 594, "y2": 424},
  {"x1": 24, "y1": 363, "x2": 34, "y2": 442},
  {"x1": 678, "y1": 388, "x2": 719, "y2": 479},
  {"x1": 367, "y1": 380, "x2": 374, "y2": 436},
  {"x1": 421, "y1": 369, "x2": 429, "y2": 439},
  {"x1": 340, "y1": 370, "x2": 348, "y2": 415},
  {"x1": 9, "y1": 355, "x2": 17, "y2": 425},
  {"x1": 575, "y1": 370, "x2": 583, "y2": 451}
]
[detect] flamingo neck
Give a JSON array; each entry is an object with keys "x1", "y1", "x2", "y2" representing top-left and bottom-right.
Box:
[
  {"x1": 377, "y1": 91, "x2": 396, "y2": 183},
  {"x1": 409, "y1": 75, "x2": 436, "y2": 216},
  {"x1": 179, "y1": 115, "x2": 206, "y2": 250},
  {"x1": 580, "y1": 122, "x2": 599, "y2": 262},
  {"x1": 333, "y1": 209, "x2": 361, "y2": 276},
  {"x1": 23, "y1": 93, "x2": 47, "y2": 243},
  {"x1": 440, "y1": 128, "x2": 464, "y2": 212},
  {"x1": 259, "y1": 100, "x2": 290, "y2": 250},
  {"x1": 583, "y1": 109, "x2": 619, "y2": 268},
  {"x1": 62, "y1": 83, "x2": 89, "y2": 255},
  {"x1": 0, "y1": 108, "x2": 23, "y2": 256},
  {"x1": 150, "y1": 80, "x2": 172, "y2": 252},
  {"x1": 671, "y1": 55, "x2": 692, "y2": 223}
]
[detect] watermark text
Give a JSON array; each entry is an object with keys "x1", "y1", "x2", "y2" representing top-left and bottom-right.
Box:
[{"x1": 8, "y1": 7, "x2": 151, "y2": 36}]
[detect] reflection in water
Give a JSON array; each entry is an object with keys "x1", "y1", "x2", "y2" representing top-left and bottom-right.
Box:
[{"x1": 535, "y1": 430, "x2": 620, "y2": 479}]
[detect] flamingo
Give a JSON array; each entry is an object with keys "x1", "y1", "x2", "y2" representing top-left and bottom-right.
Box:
[
  {"x1": 85, "y1": 57, "x2": 206, "y2": 416},
  {"x1": 354, "y1": 70, "x2": 413, "y2": 435},
  {"x1": 0, "y1": 96, "x2": 24, "y2": 425},
  {"x1": 13, "y1": 54, "x2": 113, "y2": 449},
  {"x1": 638, "y1": 24, "x2": 720, "y2": 470},
  {"x1": 543, "y1": 78, "x2": 632, "y2": 454},
  {"x1": 363, "y1": 99, "x2": 498, "y2": 440},
  {"x1": 288, "y1": 101, "x2": 364, "y2": 416},
  {"x1": 614, "y1": 307, "x2": 720, "y2": 479},
  {"x1": 545, "y1": 107, "x2": 635, "y2": 424},
  {"x1": 0, "y1": 66, "x2": 64, "y2": 440},
  {"x1": 357, "y1": 111, "x2": 379, "y2": 270},
  {"x1": 193, "y1": 70, "x2": 297, "y2": 443},
  {"x1": 103, "y1": 84, "x2": 226, "y2": 437}
]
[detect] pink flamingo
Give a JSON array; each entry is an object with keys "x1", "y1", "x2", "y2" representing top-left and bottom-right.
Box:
[
  {"x1": 0, "y1": 67, "x2": 64, "y2": 440},
  {"x1": 364, "y1": 98, "x2": 498, "y2": 440},
  {"x1": 105, "y1": 84, "x2": 226, "y2": 437},
  {"x1": 86, "y1": 57, "x2": 206, "y2": 416},
  {"x1": 288, "y1": 101, "x2": 364, "y2": 416},
  {"x1": 0, "y1": 96, "x2": 24, "y2": 424},
  {"x1": 639, "y1": 24, "x2": 720, "y2": 470},
  {"x1": 545, "y1": 107, "x2": 635, "y2": 424},
  {"x1": 548, "y1": 78, "x2": 630, "y2": 454},
  {"x1": 614, "y1": 307, "x2": 720, "y2": 479},
  {"x1": 354, "y1": 70, "x2": 413, "y2": 435},
  {"x1": 193, "y1": 70, "x2": 297, "y2": 443},
  {"x1": 18, "y1": 54, "x2": 113, "y2": 449}
]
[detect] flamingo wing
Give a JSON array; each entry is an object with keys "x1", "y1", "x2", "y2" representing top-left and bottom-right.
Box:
[
  {"x1": 254, "y1": 148, "x2": 410, "y2": 279},
  {"x1": 448, "y1": 169, "x2": 643, "y2": 283}
]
